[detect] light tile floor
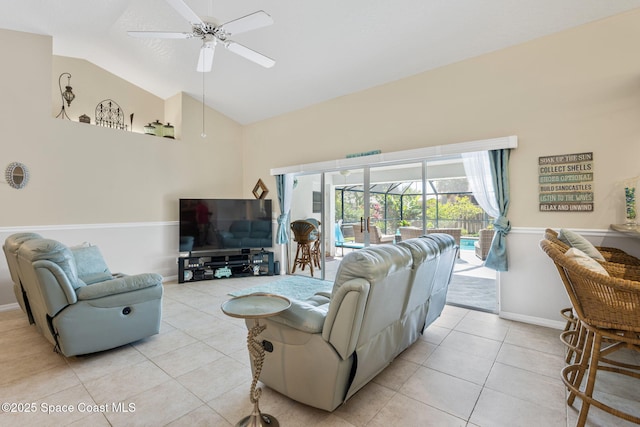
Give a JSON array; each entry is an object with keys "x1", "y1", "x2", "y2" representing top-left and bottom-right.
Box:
[{"x1": 1, "y1": 275, "x2": 639, "y2": 426}]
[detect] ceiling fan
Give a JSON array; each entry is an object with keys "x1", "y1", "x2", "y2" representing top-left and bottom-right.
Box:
[{"x1": 128, "y1": 0, "x2": 275, "y2": 71}]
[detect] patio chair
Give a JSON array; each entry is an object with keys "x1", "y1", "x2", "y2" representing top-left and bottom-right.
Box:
[
  {"x1": 341, "y1": 223, "x2": 356, "y2": 242},
  {"x1": 351, "y1": 224, "x2": 393, "y2": 245},
  {"x1": 399, "y1": 226, "x2": 423, "y2": 241},
  {"x1": 474, "y1": 228, "x2": 494, "y2": 261},
  {"x1": 540, "y1": 239, "x2": 640, "y2": 426},
  {"x1": 369, "y1": 225, "x2": 394, "y2": 244},
  {"x1": 352, "y1": 224, "x2": 364, "y2": 243}
]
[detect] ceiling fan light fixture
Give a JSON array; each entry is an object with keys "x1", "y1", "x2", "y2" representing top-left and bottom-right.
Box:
[{"x1": 197, "y1": 42, "x2": 215, "y2": 72}]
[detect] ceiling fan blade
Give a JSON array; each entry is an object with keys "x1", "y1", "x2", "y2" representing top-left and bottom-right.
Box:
[
  {"x1": 127, "y1": 31, "x2": 194, "y2": 39},
  {"x1": 165, "y1": 0, "x2": 205, "y2": 27},
  {"x1": 225, "y1": 41, "x2": 275, "y2": 68},
  {"x1": 221, "y1": 10, "x2": 273, "y2": 36},
  {"x1": 197, "y1": 42, "x2": 215, "y2": 72}
]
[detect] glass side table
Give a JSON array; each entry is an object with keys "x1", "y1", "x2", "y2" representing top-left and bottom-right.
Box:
[{"x1": 221, "y1": 293, "x2": 291, "y2": 427}]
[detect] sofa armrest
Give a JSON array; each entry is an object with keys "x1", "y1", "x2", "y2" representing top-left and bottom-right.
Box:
[
  {"x1": 313, "y1": 291, "x2": 332, "y2": 299},
  {"x1": 76, "y1": 273, "x2": 162, "y2": 300},
  {"x1": 267, "y1": 299, "x2": 329, "y2": 333},
  {"x1": 321, "y1": 278, "x2": 370, "y2": 360},
  {"x1": 32, "y1": 260, "x2": 78, "y2": 312}
]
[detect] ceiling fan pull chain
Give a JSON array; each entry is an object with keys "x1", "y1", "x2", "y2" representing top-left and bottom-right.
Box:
[{"x1": 201, "y1": 70, "x2": 206, "y2": 138}]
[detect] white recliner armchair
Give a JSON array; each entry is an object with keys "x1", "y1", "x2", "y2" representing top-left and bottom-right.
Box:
[{"x1": 12, "y1": 236, "x2": 163, "y2": 357}]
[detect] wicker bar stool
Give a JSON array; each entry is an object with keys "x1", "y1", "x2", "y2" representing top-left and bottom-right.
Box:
[
  {"x1": 290, "y1": 220, "x2": 318, "y2": 277},
  {"x1": 544, "y1": 228, "x2": 640, "y2": 266},
  {"x1": 540, "y1": 239, "x2": 640, "y2": 426},
  {"x1": 305, "y1": 218, "x2": 322, "y2": 270},
  {"x1": 544, "y1": 228, "x2": 640, "y2": 362}
]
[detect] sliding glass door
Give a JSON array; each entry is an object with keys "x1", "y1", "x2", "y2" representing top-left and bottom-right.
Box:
[
  {"x1": 274, "y1": 138, "x2": 515, "y2": 312},
  {"x1": 333, "y1": 167, "x2": 370, "y2": 249},
  {"x1": 333, "y1": 163, "x2": 425, "y2": 248}
]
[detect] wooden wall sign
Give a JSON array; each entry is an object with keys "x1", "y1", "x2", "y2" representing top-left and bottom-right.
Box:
[{"x1": 539, "y1": 152, "x2": 593, "y2": 212}]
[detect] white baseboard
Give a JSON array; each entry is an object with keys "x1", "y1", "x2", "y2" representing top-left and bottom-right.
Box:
[
  {"x1": 499, "y1": 310, "x2": 564, "y2": 330},
  {"x1": 0, "y1": 303, "x2": 20, "y2": 312}
]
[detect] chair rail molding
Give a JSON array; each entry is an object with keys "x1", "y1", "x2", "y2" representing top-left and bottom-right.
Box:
[{"x1": 0, "y1": 221, "x2": 179, "y2": 308}]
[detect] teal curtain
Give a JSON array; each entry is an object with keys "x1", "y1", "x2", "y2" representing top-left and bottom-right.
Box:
[
  {"x1": 485, "y1": 149, "x2": 511, "y2": 271},
  {"x1": 276, "y1": 174, "x2": 294, "y2": 244}
]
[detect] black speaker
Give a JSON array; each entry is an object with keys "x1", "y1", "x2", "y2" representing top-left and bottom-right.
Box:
[{"x1": 274, "y1": 260, "x2": 280, "y2": 275}]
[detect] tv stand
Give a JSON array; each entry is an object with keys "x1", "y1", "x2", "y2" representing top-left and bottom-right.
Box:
[{"x1": 178, "y1": 250, "x2": 274, "y2": 283}]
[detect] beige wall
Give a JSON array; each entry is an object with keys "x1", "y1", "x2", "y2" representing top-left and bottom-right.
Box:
[
  {"x1": 0, "y1": 28, "x2": 243, "y2": 227},
  {"x1": 244, "y1": 9, "x2": 640, "y2": 230}
]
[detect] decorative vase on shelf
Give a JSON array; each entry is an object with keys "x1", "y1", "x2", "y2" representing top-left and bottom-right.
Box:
[{"x1": 625, "y1": 187, "x2": 637, "y2": 226}]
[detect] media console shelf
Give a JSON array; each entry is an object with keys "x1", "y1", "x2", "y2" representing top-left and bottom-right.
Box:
[{"x1": 178, "y1": 250, "x2": 274, "y2": 283}]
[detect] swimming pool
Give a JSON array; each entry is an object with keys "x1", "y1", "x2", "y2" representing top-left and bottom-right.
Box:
[{"x1": 460, "y1": 237, "x2": 477, "y2": 251}]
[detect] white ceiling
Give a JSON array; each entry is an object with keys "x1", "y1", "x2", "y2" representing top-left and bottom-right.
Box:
[{"x1": 1, "y1": 0, "x2": 640, "y2": 125}]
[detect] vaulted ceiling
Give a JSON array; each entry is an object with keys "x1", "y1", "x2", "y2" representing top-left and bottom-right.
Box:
[{"x1": 1, "y1": 0, "x2": 639, "y2": 124}]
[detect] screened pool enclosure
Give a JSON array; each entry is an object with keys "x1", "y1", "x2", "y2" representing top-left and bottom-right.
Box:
[{"x1": 335, "y1": 176, "x2": 493, "y2": 237}]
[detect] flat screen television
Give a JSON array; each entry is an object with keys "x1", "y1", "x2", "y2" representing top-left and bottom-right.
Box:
[{"x1": 179, "y1": 198, "x2": 273, "y2": 254}]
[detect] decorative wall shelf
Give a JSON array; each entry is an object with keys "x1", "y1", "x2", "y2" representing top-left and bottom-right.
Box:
[{"x1": 610, "y1": 224, "x2": 640, "y2": 238}]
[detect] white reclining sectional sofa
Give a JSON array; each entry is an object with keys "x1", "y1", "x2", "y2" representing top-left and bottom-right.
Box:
[{"x1": 250, "y1": 234, "x2": 458, "y2": 411}]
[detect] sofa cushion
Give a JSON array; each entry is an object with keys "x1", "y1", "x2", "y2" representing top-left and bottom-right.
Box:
[
  {"x1": 4, "y1": 232, "x2": 43, "y2": 253},
  {"x1": 70, "y1": 245, "x2": 112, "y2": 284},
  {"x1": 76, "y1": 273, "x2": 162, "y2": 300},
  {"x1": 3, "y1": 232, "x2": 42, "y2": 286},
  {"x1": 398, "y1": 236, "x2": 440, "y2": 267},
  {"x1": 332, "y1": 244, "x2": 412, "y2": 295},
  {"x1": 19, "y1": 238, "x2": 81, "y2": 289},
  {"x1": 267, "y1": 299, "x2": 329, "y2": 333}
]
